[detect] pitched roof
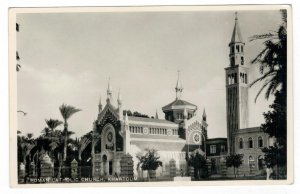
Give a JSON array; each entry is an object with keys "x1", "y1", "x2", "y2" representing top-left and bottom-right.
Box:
[
  {"x1": 162, "y1": 99, "x2": 197, "y2": 111},
  {"x1": 230, "y1": 16, "x2": 243, "y2": 44}
]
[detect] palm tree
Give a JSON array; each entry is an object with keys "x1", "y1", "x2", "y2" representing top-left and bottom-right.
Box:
[
  {"x1": 59, "y1": 104, "x2": 81, "y2": 162},
  {"x1": 17, "y1": 133, "x2": 36, "y2": 179},
  {"x1": 49, "y1": 130, "x2": 64, "y2": 178},
  {"x1": 45, "y1": 119, "x2": 63, "y2": 133},
  {"x1": 249, "y1": 10, "x2": 287, "y2": 102},
  {"x1": 78, "y1": 132, "x2": 92, "y2": 161}
]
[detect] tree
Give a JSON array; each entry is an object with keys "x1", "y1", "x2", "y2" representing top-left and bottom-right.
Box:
[
  {"x1": 187, "y1": 151, "x2": 208, "y2": 180},
  {"x1": 78, "y1": 131, "x2": 92, "y2": 161},
  {"x1": 59, "y1": 104, "x2": 81, "y2": 162},
  {"x1": 226, "y1": 154, "x2": 244, "y2": 178},
  {"x1": 249, "y1": 10, "x2": 287, "y2": 178},
  {"x1": 136, "y1": 149, "x2": 162, "y2": 181},
  {"x1": 249, "y1": 10, "x2": 287, "y2": 102},
  {"x1": 17, "y1": 132, "x2": 36, "y2": 179},
  {"x1": 48, "y1": 130, "x2": 65, "y2": 178},
  {"x1": 123, "y1": 110, "x2": 150, "y2": 118},
  {"x1": 45, "y1": 119, "x2": 63, "y2": 133}
]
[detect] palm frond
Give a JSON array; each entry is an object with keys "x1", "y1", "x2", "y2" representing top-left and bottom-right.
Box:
[
  {"x1": 249, "y1": 33, "x2": 276, "y2": 42},
  {"x1": 59, "y1": 104, "x2": 81, "y2": 121},
  {"x1": 249, "y1": 71, "x2": 276, "y2": 88},
  {"x1": 45, "y1": 119, "x2": 63, "y2": 131},
  {"x1": 254, "y1": 79, "x2": 273, "y2": 102}
]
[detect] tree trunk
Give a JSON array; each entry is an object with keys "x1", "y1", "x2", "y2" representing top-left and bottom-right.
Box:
[
  {"x1": 63, "y1": 122, "x2": 68, "y2": 162},
  {"x1": 57, "y1": 153, "x2": 62, "y2": 179}
]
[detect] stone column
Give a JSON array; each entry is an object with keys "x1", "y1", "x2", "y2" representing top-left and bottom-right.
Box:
[
  {"x1": 120, "y1": 154, "x2": 134, "y2": 178},
  {"x1": 71, "y1": 159, "x2": 78, "y2": 179},
  {"x1": 18, "y1": 163, "x2": 25, "y2": 183},
  {"x1": 40, "y1": 153, "x2": 54, "y2": 179},
  {"x1": 169, "y1": 159, "x2": 176, "y2": 178}
]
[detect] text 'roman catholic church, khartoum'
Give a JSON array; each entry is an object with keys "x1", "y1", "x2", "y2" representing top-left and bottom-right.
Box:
[{"x1": 90, "y1": 13, "x2": 271, "y2": 178}]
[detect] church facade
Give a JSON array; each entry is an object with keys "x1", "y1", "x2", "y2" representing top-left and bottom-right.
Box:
[
  {"x1": 90, "y1": 74, "x2": 208, "y2": 178},
  {"x1": 225, "y1": 14, "x2": 271, "y2": 175}
]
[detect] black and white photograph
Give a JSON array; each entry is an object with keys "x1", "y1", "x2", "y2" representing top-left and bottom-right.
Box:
[{"x1": 9, "y1": 5, "x2": 292, "y2": 186}]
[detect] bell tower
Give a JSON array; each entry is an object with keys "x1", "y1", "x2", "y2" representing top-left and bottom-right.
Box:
[{"x1": 225, "y1": 12, "x2": 249, "y2": 154}]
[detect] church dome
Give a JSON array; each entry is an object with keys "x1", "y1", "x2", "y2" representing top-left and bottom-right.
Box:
[{"x1": 162, "y1": 99, "x2": 197, "y2": 112}]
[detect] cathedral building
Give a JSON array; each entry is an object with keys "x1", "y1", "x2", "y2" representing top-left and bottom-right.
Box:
[
  {"x1": 89, "y1": 13, "x2": 271, "y2": 179},
  {"x1": 91, "y1": 73, "x2": 208, "y2": 178},
  {"x1": 225, "y1": 13, "x2": 271, "y2": 174}
]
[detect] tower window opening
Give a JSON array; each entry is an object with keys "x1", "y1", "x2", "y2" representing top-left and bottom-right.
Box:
[
  {"x1": 241, "y1": 45, "x2": 243, "y2": 52},
  {"x1": 239, "y1": 138, "x2": 244, "y2": 149},
  {"x1": 248, "y1": 137, "x2": 253, "y2": 148},
  {"x1": 234, "y1": 73, "x2": 237, "y2": 84},
  {"x1": 245, "y1": 74, "x2": 248, "y2": 84},
  {"x1": 231, "y1": 57, "x2": 234, "y2": 66},
  {"x1": 236, "y1": 45, "x2": 240, "y2": 52},
  {"x1": 231, "y1": 46, "x2": 234, "y2": 54},
  {"x1": 258, "y1": 136, "x2": 263, "y2": 147},
  {"x1": 241, "y1": 56, "x2": 244, "y2": 65}
]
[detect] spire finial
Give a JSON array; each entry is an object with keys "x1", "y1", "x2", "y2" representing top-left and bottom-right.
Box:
[
  {"x1": 117, "y1": 88, "x2": 122, "y2": 105},
  {"x1": 155, "y1": 109, "x2": 159, "y2": 119},
  {"x1": 175, "y1": 70, "x2": 183, "y2": 100},
  {"x1": 98, "y1": 95, "x2": 103, "y2": 113},
  {"x1": 202, "y1": 108, "x2": 207, "y2": 121},
  {"x1": 107, "y1": 77, "x2": 113, "y2": 103},
  {"x1": 230, "y1": 12, "x2": 243, "y2": 44}
]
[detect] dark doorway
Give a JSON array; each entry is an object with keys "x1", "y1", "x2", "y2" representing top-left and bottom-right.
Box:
[
  {"x1": 109, "y1": 161, "x2": 113, "y2": 175},
  {"x1": 102, "y1": 155, "x2": 107, "y2": 175}
]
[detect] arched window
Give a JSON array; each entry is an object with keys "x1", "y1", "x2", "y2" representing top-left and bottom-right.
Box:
[
  {"x1": 248, "y1": 137, "x2": 253, "y2": 148},
  {"x1": 231, "y1": 57, "x2": 234, "y2": 66},
  {"x1": 245, "y1": 74, "x2": 247, "y2": 84},
  {"x1": 258, "y1": 136, "x2": 263, "y2": 147},
  {"x1": 258, "y1": 155, "x2": 264, "y2": 170},
  {"x1": 241, "y1": 56, "x2": 244, "y2": 65},
  {"x1": 234, "y1": 73, "x2": 237, "y2": 83},
  {"x1": 239, "y1": 138, "x2": 244, "y2": 149},
  {"x1": 241, "y1": 45, "x2": 244, "y2": 52}
]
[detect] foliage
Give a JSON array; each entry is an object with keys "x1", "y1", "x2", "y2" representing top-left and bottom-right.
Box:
[
  {"x1": 45, "y1": 119, "x2": 63, "y2": 131},
  {"x1": 123, "y1": 110, "x2": 149, "y2": 118},
  {"x1": 226, "y1": 154, "x2": 244, "y2": 178},
  {"x1": 262, "y1": 145, "x2": 286, "y2": 169},
  {"x1": 136, "y1": 148, "x2": 162, "y2": 172},
  {"x1": 187, "y1": 151, "x2": 208, "y2": 179},
  {"x1": 78, "y1": 131, "x2": 93, "y2": 161},
  {"x1": 59, "y1": 104, "x2": 81, "y2": 124},
  {"x1": 261, "y1": 90, "x2": 286, "y2": 147},
  {"x1": 249, "y1": 10, "x2": 287, "y2": 102},
  {"x1": 249, "y1": 10, "x2": 287, "y2": 177},
  {"x1": 59, "y1": 104, "x2": 81, "y2": 162}
]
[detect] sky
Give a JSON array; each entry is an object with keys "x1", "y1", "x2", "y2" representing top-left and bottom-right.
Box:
[{"x1": 16, "y1": 9, "x2": 283, "y2": 139}]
